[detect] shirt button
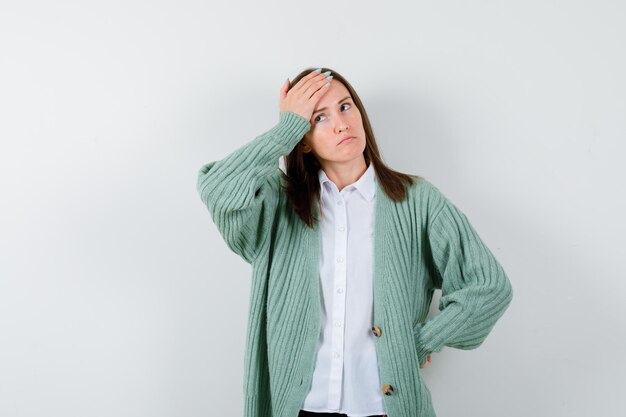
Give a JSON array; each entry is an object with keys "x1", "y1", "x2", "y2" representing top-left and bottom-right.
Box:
[
  {"x1": 382, "y1": 383, "x2": 394, "y2": 396},
  {"x1": 334, "y1": 320, "x2": 341, "y2": 327},
  {"x1": 333, "y1": 352, "x2": 340, "y2": 358},
  {"x1": 336, "y1": 200, "x2": 343, "y2": 205},
  {"x1": 338, "y1": 226, "x2": 345, "y2": 232},
  {"x1": 337, "y1": 257, "x2": 344, "y2": 263},
  {"x1": 337, "y1": 288, "x2": 343, "y2": 293},
  {"x1": 372, "y1": 325, "x2": 382, "y2": 337}
]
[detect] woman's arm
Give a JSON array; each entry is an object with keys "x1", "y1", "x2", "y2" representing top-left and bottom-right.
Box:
[
  {"x1": 196, "y1": 111, "x2": 310, "y2": 264},
  {"x1": 196, "y1": 69, "x2": 332, "y2": 264},
  {"x1": 414, "y1": 184, "x2": 514, "y2": 366}
]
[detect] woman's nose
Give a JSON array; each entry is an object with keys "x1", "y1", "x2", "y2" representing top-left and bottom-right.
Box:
[{"x1": 335, "y1": 115, "x2": 349, "y2": 132}]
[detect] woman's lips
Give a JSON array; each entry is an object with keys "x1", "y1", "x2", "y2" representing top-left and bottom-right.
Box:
[{"x1": 339, "y1": 136, "x2": 355, "y2": 145}]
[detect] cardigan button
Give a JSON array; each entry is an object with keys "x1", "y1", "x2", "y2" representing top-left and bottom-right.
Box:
[
  {"x1": 371, "y1": 325, "x2": 382, "y2": 337},
  {"x1": 382, "y1": 383, "x2": 394, "y2": 396}
]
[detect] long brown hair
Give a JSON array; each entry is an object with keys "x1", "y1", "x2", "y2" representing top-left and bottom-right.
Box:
[{"x1": 281, "y1": 67, "x2": 422, "y2": 228}]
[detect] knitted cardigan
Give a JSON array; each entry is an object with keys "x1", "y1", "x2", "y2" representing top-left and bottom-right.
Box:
[{"x1": 196, "y1": 111, "x2": 514, "y2": 417}]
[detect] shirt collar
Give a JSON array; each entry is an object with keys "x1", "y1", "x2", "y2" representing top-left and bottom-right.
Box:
[{"x1": 318, "y1": 162, "x2": 376, "y2": 202}]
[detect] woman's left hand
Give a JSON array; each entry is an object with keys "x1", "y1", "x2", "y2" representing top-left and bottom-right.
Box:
[{"x1": 420, "y1": 355, "x2": 431, "y2": 369}]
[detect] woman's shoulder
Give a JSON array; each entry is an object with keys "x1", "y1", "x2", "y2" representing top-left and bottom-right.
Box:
[
  {"x1": 406, "y1": 174, "x2": 444, "y2": 198},
  {"x1": 403, "y1": 174, "x2": 449, "y2": 215}
]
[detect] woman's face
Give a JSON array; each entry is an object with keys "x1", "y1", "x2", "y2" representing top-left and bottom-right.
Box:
[{"x1": 302, "y1": 81, "x2": 366, "y2": 167}]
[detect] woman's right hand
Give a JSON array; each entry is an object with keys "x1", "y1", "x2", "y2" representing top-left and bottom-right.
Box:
[
  {"x1": 419, "y1": 355, "x2": 432, "y2": 369},
  {"x1": 279, "y1": 69, "x2": 332, "y2": 122}
]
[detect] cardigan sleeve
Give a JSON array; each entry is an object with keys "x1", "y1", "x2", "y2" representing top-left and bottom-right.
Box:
[
  {"x1": 196, "y1": 111, "x2": 311, "y2": 264},
  {"x1": 414, "y1": 185, "x2": 514, "y2": 366}
]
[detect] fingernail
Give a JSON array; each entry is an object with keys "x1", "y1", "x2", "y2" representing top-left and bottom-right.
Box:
[
  {"x1": 323, "y1": 70, "x2": 332, "y2": 76},
  {"x1": 325, "y1": 81, "x2": 330, "y2": 88},
  {"x1": 326, "y1": 75, "x2": 333, "y2": 80},
  {"x1": 315, "y1": 68, "x2": 322, "y2": 73}
]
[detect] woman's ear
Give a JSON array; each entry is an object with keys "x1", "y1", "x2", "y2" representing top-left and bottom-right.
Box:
[{"x1": 301, "y1": 141, "x2": 312, "y2": 153}]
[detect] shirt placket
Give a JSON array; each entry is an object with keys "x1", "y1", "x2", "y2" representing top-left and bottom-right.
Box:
[{"x1": 327, "y1": 189, "x2": 348, "y2": 409}]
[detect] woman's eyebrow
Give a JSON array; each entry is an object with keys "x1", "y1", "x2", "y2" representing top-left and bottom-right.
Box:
[{"x1": 312, "y1": 96, "x2": 351, "y2": 115}]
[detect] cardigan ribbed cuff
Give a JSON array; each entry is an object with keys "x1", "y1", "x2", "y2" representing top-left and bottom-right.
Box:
[
  {"x1": 245, "y1": 111, "x2": 310, "y2": 167},
  {"x1": 212, "y1": 110, "x2": 311, "y2": 173},
  {"x1": 413, "y1": 322, "x2": 431, "y2": 366},
  {"x1": 261, "y1": 111, "x2": 311, "y2": 158}
]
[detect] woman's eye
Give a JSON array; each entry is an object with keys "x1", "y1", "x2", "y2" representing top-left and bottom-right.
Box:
[{"x1": 314, "y1": 103, "x2": 351, "y2": 123}]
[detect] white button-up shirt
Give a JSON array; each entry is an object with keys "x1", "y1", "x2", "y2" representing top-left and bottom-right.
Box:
[{"x1": 302, "y1": 162, "x2": 387, "y2": 417}]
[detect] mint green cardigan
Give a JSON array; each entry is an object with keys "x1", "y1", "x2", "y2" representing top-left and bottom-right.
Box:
[{"x1": 197, "y1": 111, "x2": 513, "y2": 417}]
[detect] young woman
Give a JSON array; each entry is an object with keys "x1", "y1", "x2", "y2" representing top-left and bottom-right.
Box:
[{"x1": 197, "y1": 67, "x2": 513, "y2": 417}]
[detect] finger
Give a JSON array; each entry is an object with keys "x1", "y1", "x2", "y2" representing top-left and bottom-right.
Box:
[
  {"x1": 293, "y1": 69, "x2": 326, "y2": 93},
  {"x1": 308, "y1": 78, "x2": 331, "y2": 101},
  {"x1": 303, "y1": 76, "x2": 331, "y2": 102}
]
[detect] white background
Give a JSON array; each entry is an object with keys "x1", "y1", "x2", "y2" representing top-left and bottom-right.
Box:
[{"x1": 1, "y1": 1, "x2": 624, "y2": 416}]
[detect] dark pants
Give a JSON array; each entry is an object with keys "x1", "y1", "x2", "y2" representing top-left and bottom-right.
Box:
[{"x1": 298, "y1": 410, "x2": 387, "y2": 417}]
